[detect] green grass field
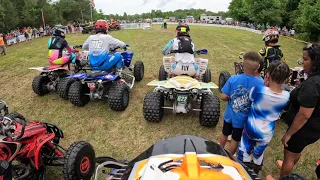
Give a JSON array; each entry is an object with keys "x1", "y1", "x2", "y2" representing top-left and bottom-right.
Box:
[{"x1": 1, "y1": 25, "x2": 318, "y2": 179}]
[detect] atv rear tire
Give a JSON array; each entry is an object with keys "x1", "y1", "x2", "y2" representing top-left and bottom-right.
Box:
[
  {"x1": 279, "y1": 173, "x2": 306, "y2": 180},
  {"x1": 199, "y1": 94, "x2": 220, "y2": 127},
  {"x1": 219, "y1": 71, "x2": 231, "y2": 92},
  {"x1": 108, "y1": 83, "x2": 130, "y2": 111},
  {"x1": 159, "y1": 65, "x2": 168, "y2": 81},
  {"x1": 202, "y1": 69, "x2": 212, "y2": 83},
  {"x1": 32, "y1": 75, "x2": 50, "y2": 96},
  {"x1": 68, "y1": 81, "x2": 90, "y2": 107},
  {"x1": 57, "y1": 78, "x2": 76, "y2": 100},
  {"x1": 143, "y1": 92, "x2": 164, "y2": 122},
  {"x1": 63, "y1": 141, "x2": 95, "y2": 180},
  {"x1": 134, "y1": 61, "x2": 144, "y2": 81}
]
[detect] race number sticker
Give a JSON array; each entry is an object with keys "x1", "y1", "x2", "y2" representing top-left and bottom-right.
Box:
[
  {"x1": 177, "y1": 95, "x2": 188, "y2": 103},
  {"x1": 91, "y1": 40, "x2": 103, "y2": 49}
]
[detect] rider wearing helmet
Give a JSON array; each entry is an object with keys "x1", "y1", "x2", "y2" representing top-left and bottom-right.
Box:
[
  {"x1": 82, "y1": 20, "x2": 128, "y2": 73},
  {"x1": 259, "y1": 28, "x2": 284, "y2": 73},
  {"x1": 47, "y1": 25, "x2": 76, "y2": 68},
  {"x1": 162, "y1": 23, "x2": 199, "y2": 78}
]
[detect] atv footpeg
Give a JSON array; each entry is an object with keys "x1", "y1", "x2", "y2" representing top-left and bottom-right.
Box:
[{"x1": 120, "y1": 72, "x2": 135, "y2": 89}]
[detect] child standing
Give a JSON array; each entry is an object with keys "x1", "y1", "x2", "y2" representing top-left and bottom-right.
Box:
[
  {"x1": 0, "y1": 34, "x2": 6, "y2": 55},
  {"x1": 220, "y1": 52, "x2": 264, "y2": 155},
  {"x1": 237, "y1": 61, "x2": 290, "y2": 173},
  {"x1": 259, "y1": 28, "x2": 284, "y2": 74}
]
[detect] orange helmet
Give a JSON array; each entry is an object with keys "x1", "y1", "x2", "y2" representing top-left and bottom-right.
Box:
[
  {"x1": 262, "y1": 29, "x2": 279, "y2": 42},
  {"x1": 94, "y1": 20, "x2": 108, "y2": 34}
]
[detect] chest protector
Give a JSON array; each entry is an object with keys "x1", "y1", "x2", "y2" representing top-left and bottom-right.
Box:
[
  {"x1": 265, "y1": 46, "x2": 283, "y2": 63},
  {"x1": 48, "y1": 37, "x2": 66, "y2": 50},
  {"x1": 176, "y1": 37, "x2": 194, "y2": 54}
]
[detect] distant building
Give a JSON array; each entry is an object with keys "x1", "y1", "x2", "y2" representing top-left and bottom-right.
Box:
[
  {"x1": 152, "y1": 18, "x2": 163, "y2": 22},
  {"x1": 200, "y1": 14, "x2": 222, "y2": 24},
  {"x1": 169, "y1": 17, "x2": 176, "y2": 22},
  {"x1": 185, "y1": 16, "x2": 194, "y2": 23}
]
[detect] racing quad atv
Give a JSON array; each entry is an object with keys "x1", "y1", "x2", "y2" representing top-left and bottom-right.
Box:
[
  {"x1": 158, "y1": 49, "x2": 212, "y2": 83},
  {"x1": 218, "y1": 52, "x2": 265, "y2": 92},
  {"x1": 67, "y1": 45, "x2": 144, "y2": 111},
  {"x1": 108, "y1": 22, "x2": 121, "y2": 31},
  {"x1": 0, "y1": 100, "x2": 95, "y2": 180},
  {"x1": 280, "y1": 60, "x2": 306, "y2": 124},
  {"x1": 29, "y1": 46, "x2": 90, "y2": 100},
  {"x1": 92, "y1": 135, "x2": 261, "y2": 180}
]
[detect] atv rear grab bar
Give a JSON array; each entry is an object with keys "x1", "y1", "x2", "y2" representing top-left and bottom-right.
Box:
[{"x1": 93, "y1": 161, "x2": 127, "y2": 180}]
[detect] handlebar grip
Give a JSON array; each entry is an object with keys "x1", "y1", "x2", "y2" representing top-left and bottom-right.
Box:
[{"x1": 15, "y1": 123, "x2": 25, "y2": 141}]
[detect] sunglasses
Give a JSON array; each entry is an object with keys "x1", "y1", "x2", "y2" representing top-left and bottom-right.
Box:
[{"x1": 307, "y1": 43, "x2": 315, "y2": 51}]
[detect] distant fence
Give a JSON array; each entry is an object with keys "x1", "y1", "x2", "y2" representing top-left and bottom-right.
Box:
[
  {"x1": 152, "y1": 22, "x2": 263, "y2": 34},
  {"x1": 119, "y1": 23, "x2": 152, "y2": 30}
]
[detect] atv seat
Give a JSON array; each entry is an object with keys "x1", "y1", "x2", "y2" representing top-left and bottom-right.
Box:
[
  {"x1": 44, "y1": 64, "x2": 69, "y2": 71},
  {"x1": 87, "y1": 71, "x2": 109, "y2": 78}
]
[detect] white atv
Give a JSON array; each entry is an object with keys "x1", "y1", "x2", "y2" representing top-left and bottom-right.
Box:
[{"x1": 143, "y1": 49, "x2": 221, "y2": 127}]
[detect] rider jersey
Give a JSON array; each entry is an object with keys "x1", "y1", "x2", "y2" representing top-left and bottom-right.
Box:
[
  {"x1": 82, "y1": 33, "x2": 126, "y2": 69},
  {"x1": 162, "y1": 36, "x2": 196, "y2": 64},
  {"x1": 259, "y1": 45, "x2": 283, "y2": 63}
]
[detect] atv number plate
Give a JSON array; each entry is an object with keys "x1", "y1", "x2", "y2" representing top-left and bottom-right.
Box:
[
  {"x1": 177, "y1": 95, "x2": 188, "y2": 104},
  {"x1": 87, "y1": 83, "x2": 96, "y2": 90}
]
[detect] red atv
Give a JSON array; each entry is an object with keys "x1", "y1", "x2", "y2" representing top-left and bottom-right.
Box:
[
  {"x1": 108, "y1": 22, "x2": 120, "y2": 31},
  {"x1": 0, "y1": 101, "x2": 95, "y2": 180}
]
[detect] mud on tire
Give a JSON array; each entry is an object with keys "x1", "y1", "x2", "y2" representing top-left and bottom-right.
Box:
[
  {"x1": 143, "y1": 92, "x2": 164, "y2": 123},
  {"x1": 202, "y1": 69, "x2": 212, "y2": 83},
  {"x1": 108, "y1": 83, "x2": 130, "y2": 111},
  {"x1": 134, "y1": 61, "x2": 144, "y2": 81},
  {"x1": 32, "y1": 75, "x2": 50, "y2": 96},
  {"x1": 199, "y1": 94, "x2": 220, "y2": 127},
  {"x1": 219, "y1": 71, "x2": 231, "y2": 92},
  {"x1": 158, "y1": 65, "x2": 168, "y2": 81},
  {"x1": 68, "y1": 81, "x2": 90, "y2": 107},
  {"x1": 57, "y1": 78, "x2": 76, "y2": 100},
  {"x1": 63, "y1": 141, "x2": 95, "y2": 180}
]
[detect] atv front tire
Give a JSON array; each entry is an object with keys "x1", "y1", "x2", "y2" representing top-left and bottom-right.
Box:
[
  {"x1": 199, "y1": 94, "x2": 220, "y2": 127},
  {"x1": 158, "y1": 65, "x2": 168, "y2": 81},
  {"x1": 279, "y1": 173, "x2": 306, "y2": 180},
  {"x1": 57, "y1": 78, "x2": 76, "y2": 100},
  {"x1": 134, "y1": 61, "x2": 144, "y2": 81},
  {"x1": 202, "y1": 69, "x2": 212, "y2": 83},
  {"x1": 219, "y1": 71, "x2": 231, "y2": 92},
  {"x1": 108, "y1": 83, "x2": 130, "y2": 111},
  {"x1": 63, "y1": 141, "x2": 95, "y2": 180},
  {"x1": 32, "y1": 75, "x2": 50, "y2": 96},
  {"x1": 143, "y1": 92, "x2": 164, "y2": 122},
  {"x1": 68, "y1": 81, "x2": 90, "y2": 107}
]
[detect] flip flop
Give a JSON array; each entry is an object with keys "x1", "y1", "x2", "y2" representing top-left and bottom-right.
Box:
[
  {"x1": 276, "y1": 160, "x2": 283, "y2": 169},
  {"x1": 266, "y1": 175, "x2": 276, "y2": 180}
]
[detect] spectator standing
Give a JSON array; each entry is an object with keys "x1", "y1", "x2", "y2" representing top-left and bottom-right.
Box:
[{"x1": 0, "y1": 34, "x2": 6, "y2": 55}]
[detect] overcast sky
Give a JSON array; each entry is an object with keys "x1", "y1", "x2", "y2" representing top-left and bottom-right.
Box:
[{"x1": 93, "y1": 0, "x2": 231, "y2": 15}]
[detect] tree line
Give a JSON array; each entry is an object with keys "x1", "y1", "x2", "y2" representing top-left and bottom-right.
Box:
[{"x1": 228, "y1": 0, "x2": 320, "y2": 41}]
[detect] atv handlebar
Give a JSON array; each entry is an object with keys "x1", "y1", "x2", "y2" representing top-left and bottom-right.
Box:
[
  {"x1": 169, "y1": 49, "x2": 208, "y2": 55},
  {"x1": 73, "y1": 45, "x2": 83, "y2": 49},
  {"x1": 0, "y1": 101, "x2": 8, "y2": 119},
  {"x1": 1, "y1": 115, "x2": 26, "y2": 141},
  {"x1": 110, "y1": 44, "x2": 130, "y2": 53}
]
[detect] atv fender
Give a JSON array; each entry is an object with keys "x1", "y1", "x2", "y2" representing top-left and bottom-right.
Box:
[{"x1": 34, "y1": 133, "x2": 56, "y2": 170}]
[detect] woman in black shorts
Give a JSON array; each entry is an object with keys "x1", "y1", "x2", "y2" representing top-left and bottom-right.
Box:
[{"x1": 279, "y1": 43, "x2": 320, "y2": 177}]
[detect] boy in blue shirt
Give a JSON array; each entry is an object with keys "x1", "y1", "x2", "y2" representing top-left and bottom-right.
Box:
[
  {"x1": 220, "y1": 52, "x2": 264, "y2": 155},
  {"x1": 237, "y1": 61, "x2": 290, "y2": 174}
]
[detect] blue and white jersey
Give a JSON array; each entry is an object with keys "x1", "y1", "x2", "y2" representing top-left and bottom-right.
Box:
[
  {"x1": 245, "y1": 85, "x2": 290, "y2": 142},
  {"x1": 222, "y1": 74, "x2": 264, "y2": 128}
]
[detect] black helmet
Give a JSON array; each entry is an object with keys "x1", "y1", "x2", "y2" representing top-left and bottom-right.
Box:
[
  {"x1": 53, "y1": 25, "x2": 66, "y2": 38},
  {"x1": 176, "y1": 23, "x2": 190, "y2": 37}
]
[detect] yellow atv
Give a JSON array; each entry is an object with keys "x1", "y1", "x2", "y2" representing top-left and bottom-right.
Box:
[{"x1": 143, "y1": 75, "x2": 220, "y2": 127}]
